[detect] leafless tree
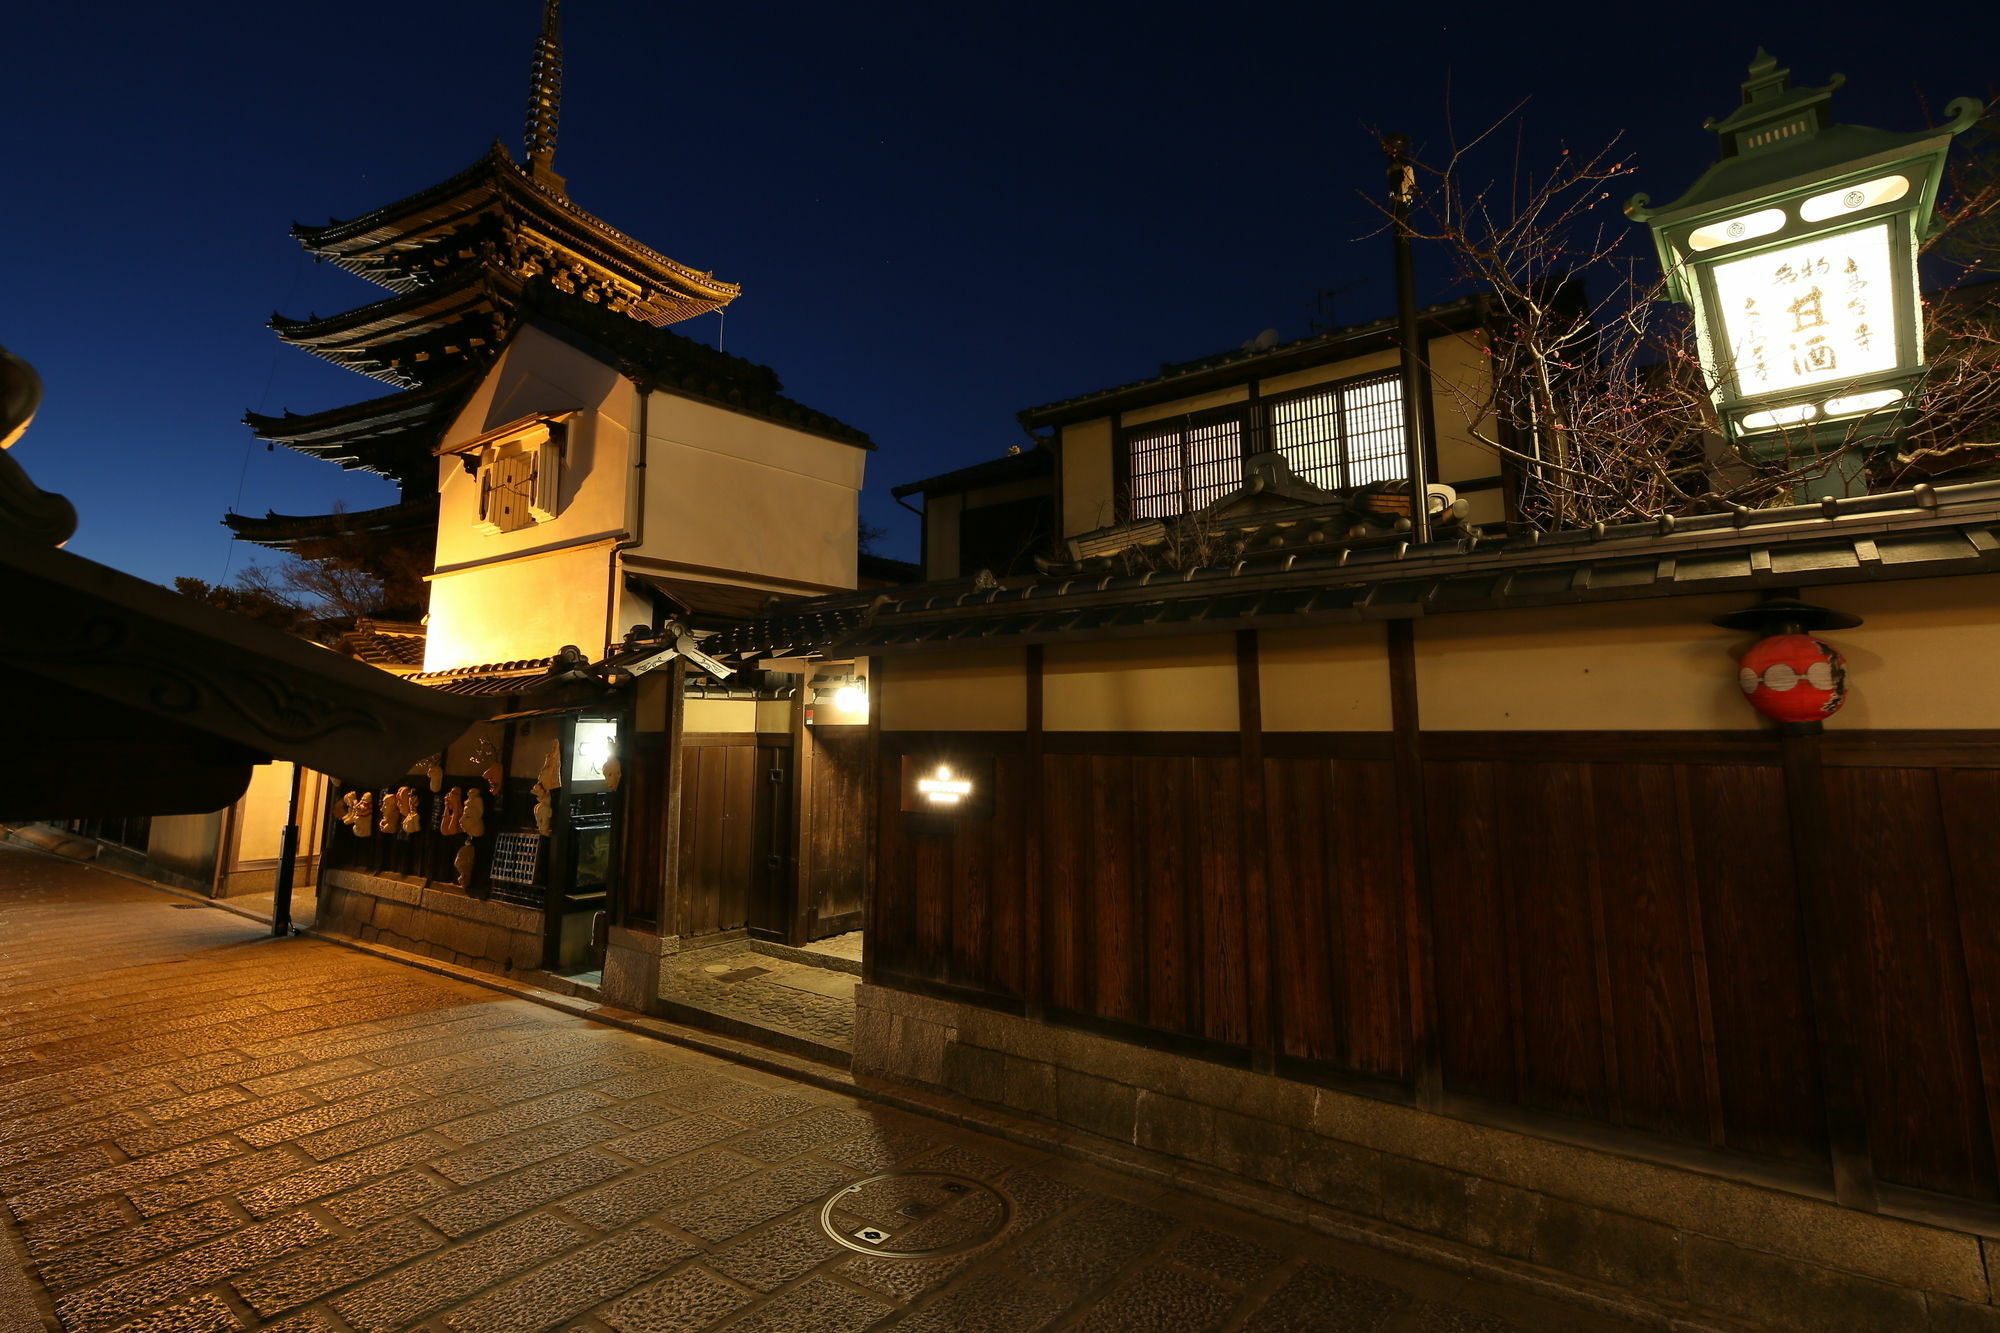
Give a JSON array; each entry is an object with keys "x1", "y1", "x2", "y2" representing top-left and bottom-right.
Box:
[{"x1": 1386, "y1": 102, "x2": 2000, "y2": 530}]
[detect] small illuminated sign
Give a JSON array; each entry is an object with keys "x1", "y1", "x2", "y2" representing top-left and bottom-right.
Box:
[
  {"x1": 1710, "y1": 221, "x2": 1899, "y2": 404},
  {"x1": 1799, "y1": 174, "x2": 1909, "y2": 224},
  {"x1": 900, "y1": 754, "x2": 994, "y2": 816},
  {"x1": 916, "y1": 766, "x2": 973, "y2": 807},
  {"x1": 1688, "y1": 206, "x2": 1787, "y2": 252}
]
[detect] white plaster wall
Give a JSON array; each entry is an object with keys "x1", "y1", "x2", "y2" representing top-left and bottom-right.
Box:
[{"x1": 634, "y1": 392, "x2": 865, "y2": 593}]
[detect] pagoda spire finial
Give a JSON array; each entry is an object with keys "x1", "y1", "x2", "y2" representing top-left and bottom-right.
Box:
[{"x1": 523, "y1": 0, "x2": 566, "y2": 193}]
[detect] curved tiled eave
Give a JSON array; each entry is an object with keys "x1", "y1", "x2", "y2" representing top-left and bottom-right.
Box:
[
  {"x1": 271, "y1": 278, "x2": 507, "y2": 390},
  {"x1": 292, "y1": 148, "x2": 739, "y2": 322}
]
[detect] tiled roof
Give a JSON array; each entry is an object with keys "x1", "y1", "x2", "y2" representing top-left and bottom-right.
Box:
[{"x1": 834, "y1": 480, "x2": 2000, "y2": 654}]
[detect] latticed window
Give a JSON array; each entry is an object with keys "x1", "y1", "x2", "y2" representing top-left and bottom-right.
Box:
[
  {"x1": 1266, "y1": 373, "x2": 1406, "y2": 491},
  {"x1": 1125, "y1": 412, "x2": 1246, "y2": 519}
]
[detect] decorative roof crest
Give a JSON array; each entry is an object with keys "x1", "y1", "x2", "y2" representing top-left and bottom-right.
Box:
[{"x1": 524, "y1": 0, "x2": 566, "y2": 194}]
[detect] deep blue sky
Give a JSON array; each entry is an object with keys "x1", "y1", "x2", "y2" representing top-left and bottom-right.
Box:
[{"x1": 8, "y1": 1, "x2": 1997, "y2": 584}]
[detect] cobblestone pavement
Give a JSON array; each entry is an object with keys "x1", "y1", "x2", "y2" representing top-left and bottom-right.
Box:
[
  {"x1": 656, "y1": 944, "x2": 857, "y2": 1053},
  {"x1": 0, "y1": 843, "x2": 1645, "y2": 1333}
]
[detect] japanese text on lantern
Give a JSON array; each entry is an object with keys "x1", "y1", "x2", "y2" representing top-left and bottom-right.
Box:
[{"x1": 1710, "y1": 220, "x2": 1897, "y2": 399}]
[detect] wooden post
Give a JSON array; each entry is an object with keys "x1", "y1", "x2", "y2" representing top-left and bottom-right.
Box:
[
  {"x1": 661, "y1": 657, "x2": 688, "y2": 940},
  {"x1": 1238, "y1": 630, "x2": 1275, "y2": 1071},
  {"x1": 861, "y1": 656, "x2": 883, "y2": 987},
  {"x1": 787, "y1": 675, "x2": 817, "y2": 946},
  {"x1": 1025, "y1": 644, "x2": 1045, "y2": 1019},
  {"x1": 1388, "y1": 618, "x2": 1444, "y2": 1110},
  {"x1": 1781, "y1": 726, "x2": 1879, "y2": 1210}
]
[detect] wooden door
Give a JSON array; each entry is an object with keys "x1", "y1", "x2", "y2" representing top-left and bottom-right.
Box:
[{"x1": 676, "y1": 738, "x2": 757, "y2": 938}]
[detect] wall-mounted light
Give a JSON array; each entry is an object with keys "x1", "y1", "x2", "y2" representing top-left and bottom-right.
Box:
[
  {"x1": 808, "y1": 670, "x2": 869, "y2": 724},
  {"x1": 916, "y1": 765, "x2": 973, "y2": 807}
]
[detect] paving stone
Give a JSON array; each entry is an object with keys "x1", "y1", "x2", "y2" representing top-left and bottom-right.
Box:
[
  {"x1": 172, "y1": 1053, "x2": 309, "y2": 1095},
  {"x1": 434, "y1": 1113, "x2": 623, "y2": 1184},
  {"x1": 482, "y1": 1060, "x2": 632, "y2": 1105},
  {"x1": 1239, "y1": 1262, "x2": 1413, "y2": 1332},
  {"x1": 436, "y1": 1088, "x2": 616, "y2": 1144},
  {"x1": 719, "y1": 1092, "x2": 822, "y2": 1125},
  {"x1": 723, "y1": 1274, "x2": 891, "y2": 1332},
  {"x1": 441, "y1": 1223, "x2": 698, "y2": 1333},
  {"x1": 143, "y1": 1086, "x2": 252, "y2": 1123},
  {"x1": 1165, "y1": 1227, "x2": 1283, "y2": 1286},
  {"x1": 598, "y1": 1264, "x2": 752, "y2": 1333},
  {"x1": 1402, "y1": 1303, "x2": 1525, "y2": 1332},
  {"x1": 658, "y1": 1157, "x2": 853, "y2": 1243},
  {"x1": 728, "y1": 1107, "x2": 871, "y2": 1162},
  {"x1": 11, "y1": 1139, "x2": 240, "y2": 1220},
  {"x1": 561, "y1": 1148, "x2": 763, "y2": 1230},
  {"x1": 114, "y1": 1091, "x2": 318, "y2": 1157},
  {"x1": 128, "y1": 1147, "x2": 308, "y2": 1217},
  {"x1": 0, "y1": 1144, "x2": 116, "y2": 1194},
  {"x1": 599, "y1": 1100, "x2": 684, "y2": 1131},
  {"x1": 591, "y1": 1066, "x2": 753, "y2": 1105},
  {"x1": 256, "y1": 1309, "x2": 338, "y2": 1332},
  {"x1": 18, "y1": 1196, "x2": 127, "y2": 1255},
  {"x1": 893, "y1": 1267, "x2": 1073, "y2": 1332},
  {"x1": 1068, "y1": 1264, "x2": 1240, "y2": 1331},
  {"x1": 420, "y1": 1149, "x2": 629, "y2": 1237},
  {"x1": 293, "y1": 1092, "x2": 493, "y2": 1160},
  {"x1": 837, "y1": 1249, "x2": 978, "y2": 1302},
  {"x1": 232, "y1": 1087, "x2": 425, "y2": 1148},
  {"x1": 232, "y1": 1216, "x2": 445, "y2": 1316},
  {"x1": 321, "y1": 1166, "x2": 454, "y2": 1227},
  {"x1": 100, "y1": 1292, "x2": 240, "y2": 1333},
  {"x1": 236, "y1": 1133, "x2": 439, "y2": 1217},
  {"x1": 331, "y1": 1213, "x2": 588, "y2": 1333},
  {"x1": 707, "y1": 1211, "x2": 844, "y2": 1291},
  {"x1": 607, "y1": 1113, "x2": 743, "y2": 1165},
  {"x1": 55, "y1": 1210, "x2": 329, "y2": 1331},
  {"x1": 815, "y1": 1125, "x2": 944, "y2": 1173},
  {"x1": 1008, "y1": 1196, "x2": 1180, "y2": 1294},
  {"x1": 36, "y1": 1198, "x2": 239, "y2": 1292}
]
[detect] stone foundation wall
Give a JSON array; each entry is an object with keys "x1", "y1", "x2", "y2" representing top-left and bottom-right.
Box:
[
  {"x1": 854, "y1": 983, "x2": 1997, "y2": 1333},
  {"x1": 317, "y1": 869, "x2": 543, "y2": 976}
]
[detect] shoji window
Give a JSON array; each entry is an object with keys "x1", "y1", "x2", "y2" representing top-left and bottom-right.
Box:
[
  {"x1": 1266, "y1": 372, "x2": 1406, "y2": 490},
  {"x1": 1124, "y1": 410, "x2": 1247, "y2": 519}
]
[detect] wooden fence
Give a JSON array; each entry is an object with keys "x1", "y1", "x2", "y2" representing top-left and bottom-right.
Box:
[{"x1": 874, "y1": 722, "x2": 2000, "y2": 1207}]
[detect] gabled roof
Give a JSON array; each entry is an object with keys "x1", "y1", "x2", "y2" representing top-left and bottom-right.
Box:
[
  {"x1": 891, "y1": 446, "x2": 1053, "y2": 499},
  {"x1": 1019, "y1": 298, "x2": 1486, "y2": 429}
]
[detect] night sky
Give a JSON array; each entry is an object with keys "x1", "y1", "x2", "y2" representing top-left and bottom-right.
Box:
[{"x1": 9, "y1": 1, "x2": 1998, "y2": 586}]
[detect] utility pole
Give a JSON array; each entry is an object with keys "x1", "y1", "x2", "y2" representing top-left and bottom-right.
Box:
[{"x1": 1384, "y1": 132, "x2": 1433, "y2": 545}]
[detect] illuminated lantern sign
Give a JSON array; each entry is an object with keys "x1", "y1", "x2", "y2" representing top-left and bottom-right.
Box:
[
  {"x1": 1628, "y1": 51, "x2": 1977, "y2": 497},
  {"x1": 1712, "y1": 599, "x2": 1863, "y2": 733}
]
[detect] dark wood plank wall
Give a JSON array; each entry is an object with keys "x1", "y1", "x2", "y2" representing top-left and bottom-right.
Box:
[{"x1": 871, "y1": 639, "x2": 2000, "y2": 1208}]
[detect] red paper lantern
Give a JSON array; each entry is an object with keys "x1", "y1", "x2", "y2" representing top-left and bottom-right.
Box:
[
  {"x1": 1713, "y1": 599, "x2": 1863, "y2": 732},
  {"x1": 1737, "y1": 633, "x2": 1846, "y2": 724}
]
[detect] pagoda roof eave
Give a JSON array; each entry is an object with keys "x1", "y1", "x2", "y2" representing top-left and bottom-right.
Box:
[
  {"x1": 291, "y1": 145, "x2": 739, "y2": 323},
  {"x1": 244, "y1": 373, "x2": 477, "y2": 447},
  {"x1": 224, "y1": 497, "x2": 438, "y2": 552}
]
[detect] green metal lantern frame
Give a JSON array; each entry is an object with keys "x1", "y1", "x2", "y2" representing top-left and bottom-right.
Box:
[{"x1": 1628, "y1": 53, "x2": 1978, "y2": 490}]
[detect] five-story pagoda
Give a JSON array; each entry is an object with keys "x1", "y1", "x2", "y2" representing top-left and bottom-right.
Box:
[{"x1": 225, "y1": 0, "x2": 740, "y2": 570}]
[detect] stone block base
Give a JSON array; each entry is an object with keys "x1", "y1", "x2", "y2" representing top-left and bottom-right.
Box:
[
  {"x1": 854, "y1": 983, "x2": 1994, "y2": 1332},
  {"x1": 318, "y1": 868, "x2": 543, "y2": 977},
  {"x1": 601, "y1": 926, "x2": 678, "y2": 1012}
]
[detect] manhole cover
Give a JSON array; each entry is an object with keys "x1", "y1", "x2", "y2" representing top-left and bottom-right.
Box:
[
  {"x1": 705, "y1": 966, "x2": 771, "y2": 983},
  {"x1": 819, "y1": 1172, "x2": 1011, "y2": 1259}
]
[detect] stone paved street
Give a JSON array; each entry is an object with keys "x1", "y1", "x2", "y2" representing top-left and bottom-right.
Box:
[{"x1": 0, "y1": 843, "x2": 1646, "y2": 1333}]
